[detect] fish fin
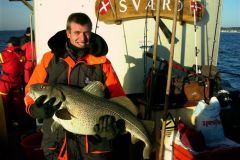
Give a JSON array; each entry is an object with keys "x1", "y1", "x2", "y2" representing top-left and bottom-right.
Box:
[
  {"x1": 55, "y1": 108, "x2": 73, "y2": 120},
  {"x1": 51, "y1": 121, "x2": 61, "y2": 133},
  {"x1": 141, "y1": 120, "x2": 155, "y2": 136},
  {"x1": 83, "y1": 81, "x2": 105, "y2": 97},
  {"x1": 131, "y1": 134, "x2": 139, "y2": 144},
  {"x1": 110, "y1": 96, "x2": 139, "y2": 116},
  {"x1": 143, "y1": 143, "x2": 152, "y2": 160}
]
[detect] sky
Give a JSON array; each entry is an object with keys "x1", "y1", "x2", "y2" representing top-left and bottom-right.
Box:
[
  {"x1": 0, "y1": 1, "x2": 32, "y2": 30},
  {"x1": 0, "y1": 0, "x2": 239, "y2": 30},
  {"x1": 222, "y1": 0, "x2": 240, "y2": 27}
]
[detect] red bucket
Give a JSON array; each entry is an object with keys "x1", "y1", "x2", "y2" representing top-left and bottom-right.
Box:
[{"x1": 21, "y1": 132, "x2": 44, "y2": 160}]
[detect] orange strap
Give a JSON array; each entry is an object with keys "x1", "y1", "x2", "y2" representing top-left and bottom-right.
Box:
[
  {"x1": 85, "y1": 135, "x2": 111, "y2": 154},
  {"x1": 58, "y1": 134, "x2": 68, "y2": 160},
  {"x1": 48, "y1": 147, "x2": 56, "y2": 151},
  {"x1": 91, "y1": 150, "x2": 111, "y2": 154},
  {"x1": 85, "y1": 135, "x2": 89, "y2": 153}
]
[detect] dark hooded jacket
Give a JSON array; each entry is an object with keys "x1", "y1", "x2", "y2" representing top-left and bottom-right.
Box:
[{"x1": 24, "y1": 30, "x2": 125, "y2": 159}]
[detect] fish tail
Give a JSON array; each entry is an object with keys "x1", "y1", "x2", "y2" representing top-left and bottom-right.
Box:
[{"x1": 143, "y1": 144, "x2": 151, "y2": 159}]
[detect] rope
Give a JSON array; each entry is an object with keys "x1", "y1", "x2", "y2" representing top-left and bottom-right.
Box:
[{"x1": 209, "y1": 0, "x2": 221, "y2": 76}]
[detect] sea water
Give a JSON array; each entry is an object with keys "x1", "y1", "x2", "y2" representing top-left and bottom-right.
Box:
[
  {"x1": 218, "y1": 32, "x2": 240, "y2": 91},
  {"x1": 0, "y1": 30, "x2": 24, "y2": 49},
  {"x1": 0, "y1": 31, "x2": 240, "y2": 90}
]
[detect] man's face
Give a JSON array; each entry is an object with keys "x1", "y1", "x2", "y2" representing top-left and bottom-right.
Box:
[
  {"x1": 25, "y1": 33, "x2": 31, "y2": 37},
  {"x1": 66, "y1": 22, "x2": 91, "y2": 49}
]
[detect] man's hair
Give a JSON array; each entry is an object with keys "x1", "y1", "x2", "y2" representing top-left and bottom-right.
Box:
[
  {"x1": 25, "y1": 27, "x2": 31, "y2": 34},
  {"x1": 66, "y1": 13, "x2": 92, "y2": 30},
  {"x1": 7, "y1": 36, "x2": 20, "y2": 47}
]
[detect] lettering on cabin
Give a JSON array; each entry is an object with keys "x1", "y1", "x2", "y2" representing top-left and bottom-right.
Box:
[
  {"x1": 95, "y1": 0, "x2": 204, "y2": 23},
  {"x1": 118, "y1": 0, "x2": 184, "y2": 12}
]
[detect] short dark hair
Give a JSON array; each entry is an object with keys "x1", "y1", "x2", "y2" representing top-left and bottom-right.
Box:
[
  {"x1": 25, "y1": 27, "x2": 31, "y2": 34},
  {"x1": 66, "y1": 13, "x2": 92, "y2": 30},
  {"x1": 7, "y1": 36, "x2": 20, "y2": 46}
]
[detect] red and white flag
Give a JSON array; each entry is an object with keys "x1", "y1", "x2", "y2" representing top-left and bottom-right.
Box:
[
  {"x1": 97, "y1": 0, "x2": 111, "y2": 15},
  {"x1": 191, "y1": 1, "x2": 203, "y2": 13}
]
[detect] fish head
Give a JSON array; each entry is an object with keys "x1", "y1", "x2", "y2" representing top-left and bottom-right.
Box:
[{"x1": 29, "y1": 83, "x2": 66, "y2": 105}]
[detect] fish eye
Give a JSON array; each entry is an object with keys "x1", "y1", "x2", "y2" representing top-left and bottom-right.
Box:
[{"x1": 40, "y1": 85, "x2": 46, "y2": 89}]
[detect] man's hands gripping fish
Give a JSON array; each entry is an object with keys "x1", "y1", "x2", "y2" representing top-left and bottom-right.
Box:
[
  {"x1": 94, "y1": 115, "x2": 126, "y2": 141},
  {"x1": 30, "y1": 95, "x2": 61, "y2": 119}
]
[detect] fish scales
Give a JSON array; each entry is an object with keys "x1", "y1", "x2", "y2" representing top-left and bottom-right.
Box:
[{"x1": 58, "y1": 85, "x2": 150, "y2": 145}]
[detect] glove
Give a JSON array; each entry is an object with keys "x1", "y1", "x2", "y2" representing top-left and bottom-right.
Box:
[
  {"x1": 94, "y1": 115, "x2": 125, "y2": 141},
  {"x1": 30, "y1": 95, "x2": 61, "y2": 119}
]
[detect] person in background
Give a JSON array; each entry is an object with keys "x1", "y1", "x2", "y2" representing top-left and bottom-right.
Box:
[
  {"x1": 20, "y1": 27, "x2": 31, "y2": 46},
  {"x1": 21, "y1": 28, "x2": 36, "y2": 84},
  {"x1": 24, "y1": 13, "x2": 138, "y2": 160},
  {"x1": 0, "y1": 36, "x2": 24, "y2": 96},
  {"x1": 0, "y1": 37, "x2": 25, "y2": 127},
  {"x1": 20, "y1": 27, "x2": 37, "y2": 85}
]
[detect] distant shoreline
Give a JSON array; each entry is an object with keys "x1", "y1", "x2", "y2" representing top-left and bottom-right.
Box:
[
  {"x1": 0, "y1": 30, "x2": 24, "y2": 32},
  {"x1": 221, "y1": 27, "x2": 240, "y2": 33},
  {"x1": 221, "y1": 31, "x2": 240, "y2": 33}
]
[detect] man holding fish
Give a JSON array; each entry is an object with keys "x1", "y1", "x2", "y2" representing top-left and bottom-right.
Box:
[{"x1": 24, "y1": 13, "x2": 143, "y2": 160}]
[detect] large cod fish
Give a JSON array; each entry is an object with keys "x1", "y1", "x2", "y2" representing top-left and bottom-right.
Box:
[{"x1": 29, "y1": 82, "x2": 152, "y2": 159}]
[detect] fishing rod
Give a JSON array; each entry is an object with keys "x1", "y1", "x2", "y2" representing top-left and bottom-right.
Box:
[
  {"x1": 29, "y1": 13, "x2": 35, "y2": 72},
  {"x1": 144, "y1": 0, "x2": 177, "y2": 120},
  {"x1": 192, "y1": 0, "x2": 200, "y2": 74},
  {"x1": 144, "y1": 0, "x2": 150, "y2": 80},
  {"x1": 159, "y1": 0, "x2": 178, "y2": 159},
  {"x1": 209, "y1": 0, "x2": 221, "y2": 77},
  {"x1": 144, "y1": 0, "x2": 154, "y2": 121},
  {"x1": 151, "y1": 0, "x2": 162, "y2": 158}
]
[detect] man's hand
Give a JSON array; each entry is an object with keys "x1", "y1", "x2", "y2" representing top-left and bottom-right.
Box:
[
  {"x1": 30, "y1": 95, "x2": 61, "y2": 119},
  {"x1": 94, "y1": 115, "x2": 125, "y2": 141}
]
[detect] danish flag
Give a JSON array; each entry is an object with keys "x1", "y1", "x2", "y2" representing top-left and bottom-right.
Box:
[
  {"x1": 97, "y1": 0, "x2": 111, "y2": 15},
  {"x1": 190, "y1": 1, "x2": 203, "y2": 13}
]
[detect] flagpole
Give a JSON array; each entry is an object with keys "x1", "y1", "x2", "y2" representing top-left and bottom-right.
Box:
[{"x1": 108, "y1": 0, "x2": 116, "y2": 17}]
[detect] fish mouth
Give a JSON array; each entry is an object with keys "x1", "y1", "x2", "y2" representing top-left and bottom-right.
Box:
[
  {"x1": 28, "y1": 90, "x2": 64, "y2": 106},
  {"x1": 29, "y1": 84, "x2": 66, "y2": 104},
  {"x1": 29, "y1": 89, "x2": 38, "y2": 100}
]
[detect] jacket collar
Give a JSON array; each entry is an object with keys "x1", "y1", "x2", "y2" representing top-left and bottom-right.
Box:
[
  {"x1": 48, "y1": 30, "x2": 108, "y2": 60},
  {"x1": 81, "y1": 54, "x2": 107, "y2": 65},
  {"x1": 4, "y1": 46, "x2": 14, "y2": 52}
]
